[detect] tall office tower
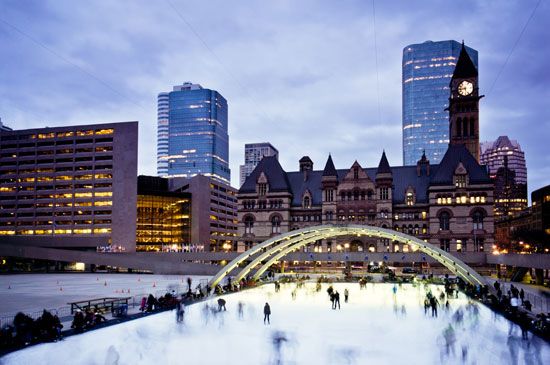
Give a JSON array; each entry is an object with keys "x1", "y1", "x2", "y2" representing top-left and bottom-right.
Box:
[
  {"x1": 157, "y1": 82, "x2": 230, "y2": 184},
  {"x1": 481, "y1": 136, "x2": 528, "y2": 218},
  {"x1": 0, "y1": 118, "x2": 12, "y2": 131},
  {"x1": 402, "y1": 40, "x2": 478, "y2": 165},
  {"x1": 239, "y1": 142, "x2": 279, "y2": 187}
]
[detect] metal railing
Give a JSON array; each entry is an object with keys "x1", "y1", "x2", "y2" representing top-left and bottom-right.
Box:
[{"x1": 498, "y1": 282, "x2": 550, "y2": 314}]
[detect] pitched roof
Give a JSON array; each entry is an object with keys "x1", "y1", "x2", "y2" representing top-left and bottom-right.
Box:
[
  {"x1": 376, "y1": 151, "x2": 392, "y2": 175},
  {"x1": 239, "y1": 156, "x2": 290, "y2": 193},
  {"x1": 452, "y1": 43, "x2": 478, "y2": 79},
  {"x1": 430, "y1": 144, "x2": 490, "y2": 185},
  {"x1": 322, "y1": 154, "x2": 338, "y2": 177}
]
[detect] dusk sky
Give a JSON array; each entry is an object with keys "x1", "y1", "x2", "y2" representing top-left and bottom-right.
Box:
[{"x1": 1, "y1": 0, "x2": 548, "y2": 196}]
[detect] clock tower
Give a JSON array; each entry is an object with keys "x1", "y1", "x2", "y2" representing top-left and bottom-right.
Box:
[{"x1": 448, "y1": 42, "x2": 484, "y2": 162}]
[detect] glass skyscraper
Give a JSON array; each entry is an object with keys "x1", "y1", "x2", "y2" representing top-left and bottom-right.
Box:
[
  {"x1": 157, "y1": 83, "x2": 230, "y2": 183},
  {"x1": 402, "y1": 40, "x2": 478, "y2": 165}
]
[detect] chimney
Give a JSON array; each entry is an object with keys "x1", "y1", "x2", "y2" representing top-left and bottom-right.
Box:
[{"x1": 299, "y1": 156, "x2": 313, "y2": 181}]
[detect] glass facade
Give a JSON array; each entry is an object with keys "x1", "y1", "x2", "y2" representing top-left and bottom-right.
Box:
[
  {"x1": 136, "y1": 194, "x2": 191, "y2": 252},
  {"x1": 402, "y1": 40, "x2": 478, "y2": 165},
  {"x1": 157, "y1": 83, "x2": 230, "y2": 184}
]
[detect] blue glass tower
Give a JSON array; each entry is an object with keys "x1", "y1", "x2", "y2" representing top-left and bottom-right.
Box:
[
  {"x1": 157, "y1": 83, "x2": 230, "y2": 183},
  {"x1": 402, "y1": 40, "x2": 478, "y2": 165}
]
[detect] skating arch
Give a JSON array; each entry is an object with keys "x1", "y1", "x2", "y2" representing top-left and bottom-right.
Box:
[{"x1": 208, "y1": 224, "x2": 486, "y2": 288}]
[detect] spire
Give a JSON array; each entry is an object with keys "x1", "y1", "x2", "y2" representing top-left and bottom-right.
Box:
[
  {"x1": 376, "y1": 150, "x2": 392, "y2": 175},
  {"x1": 322, "y1": 154, "x2": 338, "y2": 177},
  {"x1": 452, "y1": 42, "x2": 478, "y2": 79}
]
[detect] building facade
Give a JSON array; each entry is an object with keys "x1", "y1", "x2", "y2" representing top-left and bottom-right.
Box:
[
  {"x1": 169, "y1": 175, "x2": 238, "y2": 252},
  {"x1": 157, "y1": 82, "x2": 230, "y2": 183},
  {"x1": 237, "y1": 150, "x2": 494, "y2": 255},
  {"x1": 136, "y1": 175, "x2": 191, "y2": 252},
  {"x1": 480, "y1": 136, "x2": 527, "y2": 218},
  {"x1": 239, "y1": 142, "x2": 279, "y2": 187},
  {"x1": 0, "y1": 122, "x2": 138, "y2": 252},
  {"x1": 532, "y1": 185, "x2": 550, "y2": 249},
  {"x1": 402, "y1": 40, "x2": 478, "y2": 166}
]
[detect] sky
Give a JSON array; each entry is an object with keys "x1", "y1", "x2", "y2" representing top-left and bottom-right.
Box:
[{"x1": 0, "y1": 0, "x2": 548, "y2": 196}]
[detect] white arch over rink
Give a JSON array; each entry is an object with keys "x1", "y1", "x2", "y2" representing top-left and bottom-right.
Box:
[{"x1": 208, "y1": 224, "x2": 487, "y2": 288}]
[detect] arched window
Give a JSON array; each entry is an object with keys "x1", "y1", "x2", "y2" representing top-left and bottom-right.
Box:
[
  {"x1": 271, "y1": 215, "x2": 281, "y2": 234},
  {"x1": 439, "y1": 211, "x2": 450, "y2": 231},
  {"x1": 463, "y1": 119, "x2": 468, "y2": 136},
  {"x1": 470, "y1": 118, "x2": 475, "y2": 136},
  {"x1": 303, "y1": 196, "x2": 311, "y2": 209},
  {"x1": 354, "y1": 190, "x2": 359, "y2": 200},
  {"x1": 414, "y1": 224, "x2": 419, "y2": 235},
  {"x1": 341, "y1": 192, "x2": 346, "y2": 201},
  {"x1": 367, "y1": 190, "x2": 373, "y2": 200},
  {"x1": 456, "y1": 118, "x2": 462, "y2": 136},
  {"x1": 325, "y1": 211, "x2": 333, "y2": 221},
  {"x1": 347, "y1": 192, "x2": 352, "y2": 201},
  {"x1": 244, "y1": 216, "x2": 254, "y2": 234},
  {"x1": 472, "y1": 210, "x2": 484, "y2": 230}
]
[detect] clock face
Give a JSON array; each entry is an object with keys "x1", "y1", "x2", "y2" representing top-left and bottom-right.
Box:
[{"x1": 458, "y1": 80, "x2": 474, "y2": 96}]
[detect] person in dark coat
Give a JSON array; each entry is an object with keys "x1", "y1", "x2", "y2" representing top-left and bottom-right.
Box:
[
  {"x1": 334, "y1": 291, "x2": 341, "y2": 310},
  {"x1": 264, "y1": 302, "x2": 271, "y2": 324},
  {"x1": 217, "y1": 298, "x2": 227, "y2": 311},
  {"x1": 71, "y1": 310, "x2": 85, "y2": 333},
  {"x1": 147, "y1": 294, "x2": 156, "y2": 312}
]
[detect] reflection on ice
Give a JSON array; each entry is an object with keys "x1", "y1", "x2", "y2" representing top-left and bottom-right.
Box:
[{"x1": 2, "y1": 282, "x2": 549, "y2": 365}]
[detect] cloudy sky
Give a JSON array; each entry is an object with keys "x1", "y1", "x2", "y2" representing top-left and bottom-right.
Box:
[{"x1": 1, "y1": 0, "x2": 548, "y2": 195}]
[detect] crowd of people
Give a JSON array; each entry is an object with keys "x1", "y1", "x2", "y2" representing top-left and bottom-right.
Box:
[{"x1": 0, "y1": 310, "x2": 63, "y2": 349}]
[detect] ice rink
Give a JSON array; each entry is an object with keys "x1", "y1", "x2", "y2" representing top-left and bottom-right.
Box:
[
  {"x1": 2, "y1": 282, "x2": 548, "y2": 364},
  {"x1": 0, "y1": 274, "x2": 209, "y2": 314}
]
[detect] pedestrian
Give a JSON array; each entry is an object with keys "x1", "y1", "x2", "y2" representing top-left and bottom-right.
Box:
[
  {"x1": 139, "y1": 297, "x2": 147, "y2": 312},
  {"x1": 217, "y1": 298, "x2": 227, "y2": 311},
  {"x1": 147, "y1": 294, "x2": 156, "y2": 312},
  {"x1": 264, "y1": 302, "x2": 271, "y2": 324},
  {"x1": 334, "y1": 291, "x2": 341, "y2": 310},
  {"x1": 344, "y1": 288, "x2": 349, "y2": 303},
  {"x1": 71, "y1": 309, "x2": 85, "y2": 333}
]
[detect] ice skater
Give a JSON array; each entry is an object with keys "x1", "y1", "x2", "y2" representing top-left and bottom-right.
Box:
[
  {"x1": 217, "y1": 298, "x2": 227, "y2": 311},
  {"x1": 237, "y1": 301, "x2": 244, "y2": 320},
  {"x1": 334, "y1": 291, "x2": 341, "y2": 310},
  {"x1": 264, "y1": 302, "x2": 271, "y2": 324},
  {"x1": 344, "y1": 288, "x2": 349, "y2": 303},
  {"x1": 176, "y1": 300, "x2": 185, "y2": 323},
  {"x1": 430, "y1": 296, "x2": 439, "y2": 317},
  {"x1": 271, "y1": 330, "x2": 288, "y2": 365}
]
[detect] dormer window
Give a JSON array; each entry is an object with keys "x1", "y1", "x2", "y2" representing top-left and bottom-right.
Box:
[
  {"x1": 303, "y1": 196, "x2": 311, "y2": 209},
  {"x1": 453, "y1": 162, "x2": 468, "y2": 188},
  {"x1": 258, "y1": 183, "x2": 267, "y2": 196},
  {"x1": 405, "y1": 187, "x2": 415, "y2": 206}
]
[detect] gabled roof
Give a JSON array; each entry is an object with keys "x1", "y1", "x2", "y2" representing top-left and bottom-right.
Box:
[
  {"x1": 239, "y1": 156, "x2": 290, "y2": 193},
  {"x1": 430, "y1": 144, "x2": 490, "y2": 185},
  {"x1": 322, "y1": 154, "x2": 338, "y2": 177},
  {"x1": 452, "y1": 43, "x2": 478, "y2": 79},
  {"x1": 376, "y1": 151, "x2": 392, "y2": 175}
]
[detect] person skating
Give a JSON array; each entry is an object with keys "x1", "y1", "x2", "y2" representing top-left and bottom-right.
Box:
[
  {"x1": 344, "y1": 288, "x2": 349, "y2": 303},
  {"x1": 430, "y1": 296, "x2": 439, "y2": 317},
  {"x1": 176, "y1": 299, "x2": 185, "y2": 323},
  {"x1": 217, "y1": 298, "x2": 227, "y2": 311},
  {"x1": 334, "y1": 291, "x2": 341, "y2": 310},
  {"x1": 264, "y1": 302, "x2": 271, "y2": 324}
]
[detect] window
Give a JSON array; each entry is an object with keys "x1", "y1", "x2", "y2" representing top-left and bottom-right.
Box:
[
  {"x1": 406, "y1": 192, "x2": 414, "y2": 206},
  {"x1": 271, "y1": 216, "x2": 281, "y2": 234},
  {"x1": 473, "y1": 237, "x2": 484, "y2": 252},
  {"x1": 367, "y1": 190, "x2": 373, "y2": 200},
  {"x1": 303, "y1": 196, "x2": 311, "y2": 209},
  {"x1": 325, "y1": 189, "x2": 334, "y2": 202},
  {"x1": 472, "y1": 210, "x2": 484, "y2": 230},
  {"x1": 258, "y1": 183, "x2": 267, "y2": 196},
  {"x1": 325, "y1": 211, "x2": 333, "y2": 221},
  {"x1": 380, "y1": 187, "x2": 389, "y2": 200},
  {"x1": 244, "y1": 216, "x2": 254, "y2": 234},
  {"x1": 354, "y1": 167, "x2": 359, "y2": 179},
  {"x1": 439, "y1": 212, "x2": 450, "y2": 231},
  {"x1": 455, "y1": 175, "x2": 466, "y2": 188}
]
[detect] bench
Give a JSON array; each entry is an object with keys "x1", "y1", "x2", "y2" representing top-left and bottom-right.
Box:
[{"x1": 68, "y1": 297, "x2": 131, "y2": 316}]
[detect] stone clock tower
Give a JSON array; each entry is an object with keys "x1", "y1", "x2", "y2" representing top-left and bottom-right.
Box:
[{"x1": 448, "y1": 42, "x2": 484, "y2": 162}]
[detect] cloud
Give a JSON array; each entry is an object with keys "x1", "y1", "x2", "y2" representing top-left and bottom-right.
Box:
[{"x1": 0, "y1": 0, "x2": 548, "y2": 196}]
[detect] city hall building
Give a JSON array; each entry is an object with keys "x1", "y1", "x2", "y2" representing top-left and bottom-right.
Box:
[{"x1": 237, "y1": 44, "x2": 494, "y2": 256}]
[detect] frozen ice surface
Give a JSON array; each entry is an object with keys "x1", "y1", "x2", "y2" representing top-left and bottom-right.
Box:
[
  {"x1": 2, "y1": 282, "x2": 549, "y2": 365},
  {"x1": 0, "y1": 274, "x2": 209, "y2": 314}
]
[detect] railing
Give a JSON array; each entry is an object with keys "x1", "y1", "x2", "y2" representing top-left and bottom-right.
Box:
[
  {"x1": 68, "y1": 297, "x2": 131, "y2": 315},
  {"x1": 498, "y1": 282, "x2": 550, "y2": 314}
]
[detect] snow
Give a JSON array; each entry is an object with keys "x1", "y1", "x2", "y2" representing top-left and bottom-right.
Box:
[{"x1": 2, "y1": 282, "x2": 548, "y2": 365}]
